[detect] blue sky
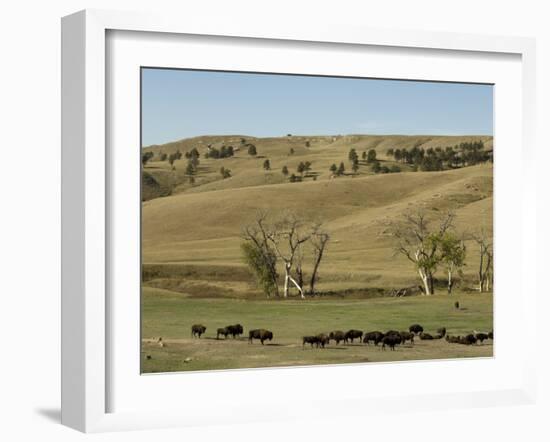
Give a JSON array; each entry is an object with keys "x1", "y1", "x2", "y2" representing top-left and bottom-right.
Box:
[{"x1": 141, "y1": 68, "x2": 493, "y2": 146}]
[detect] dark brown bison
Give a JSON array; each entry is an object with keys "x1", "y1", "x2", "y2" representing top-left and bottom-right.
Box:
[
  {"x1": 329, "y1": 330, "x2": 345, "y2": 345},
  {"x1": 488, "y1": 330, "x2": 494, "y2": 340},
  {"x1": 227, "y1": 324, "x2": 244, "y2": 338},
  {"x1": 249, "y1": 329, "x2": 273, "y2": 345},
  {"x1": 454, "y1": 301, "x2": 460, "y2": 310},
  {"x1": 381, "y1": 334, "x2": 401, "y2": 350},
  {"x1": 452, "y1": 334, "x2": 476, "y2": 345},
  {"x1": 419, "y1": 332, "x2": 434, "y2": 340},
  {"x1": 303, "y1": 335, "x2": 319, "y2": 347},
  {"x1": 475, "y1": 332, "x2": 489, "y2": 343},
  {"x1": 435, "y1": 327, "x2": 447, "y2": 339},
  {"x1": 400, "y1": 331, "x2": 415, "y2": 344},
  {"x1": 316, "y1": 333, "x2": 330, "y2": 348},
  {"x1": 191, "y1": 324, "x2": 206, "y2": 338},
  {"x1": 363, "y1": 331, "x2": 385, "y2": 346},
  {"x1": 409, "y1": 324, "x2": 424, "y2": 335},
  {"x1": 216, "y1": 327, "x2": 230, "y2": 339},
  {"x1": 445, "y1": 335, "x2": 460, "y2": 343},
  {"x1": 344, "y1": 329, "x2": 363, "y2": 344}
]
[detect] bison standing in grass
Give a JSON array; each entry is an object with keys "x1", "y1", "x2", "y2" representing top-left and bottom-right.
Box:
[
  {"x1": 316, "y1": 333, "x2": 330, "y2": 348},
  {"x1": 399, "y1": 331, "x2": 415, "y2": 345},
  {"x1": 344, "y1": 329, "x2": 363, "y2": 344},
  {"x1": 227, "y1": 324, "x2": 244, "y2": 338},
  {"x1": 303, "y1": 335, "x2": 319, "y2": 348},
  {"x1": 329, "y1": 330, "x2": 345, "y2": 345},
  {"x1": 475, "y1": 332, "x2": 489, "y2": 343},
  {"x1": 381, "y1": 334, "x2": 401, "y2": 350},
  {"x1": 216, "y1": 327, "x2": 231, "y2": 339},
  {"x1": 363, "y1": 331, "x2": 385, "y2": 346},
  {"x1": 191, "y1": 324, "x2": 206, "y2": 338},
  {"x1": 249, "y1": 329, "x2": 273, "y2": 345},
  {"x1": 409, "y1": 324, "x2": 424, "y2": 335}
]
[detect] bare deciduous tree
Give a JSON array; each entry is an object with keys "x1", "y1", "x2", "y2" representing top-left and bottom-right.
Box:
[
  {"x1": 387, "y1": 210, "x2": 455, "y2": 295},
  {"x1": 309, "y1": 227, "x2": 330, "y2": 295},
  {"x1": 266, "y1": 213, "x2": 312, "y2": 298},
  {"x1": 472, "y1": 229, "x2": 493, "y2": 292}
]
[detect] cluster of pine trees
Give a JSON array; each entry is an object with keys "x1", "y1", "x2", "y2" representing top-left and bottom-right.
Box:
[{"x1": 387, "y1": 141, "x2": 490, "y2": 171}]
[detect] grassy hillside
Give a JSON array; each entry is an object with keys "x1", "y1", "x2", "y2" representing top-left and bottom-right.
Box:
[{"x1": 142, "y1": 134, "x2": 493, "y2": 199}]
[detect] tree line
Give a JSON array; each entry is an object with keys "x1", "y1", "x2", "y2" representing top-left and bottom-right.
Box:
[{"x1": 386, "y1": 141, "x2": 491, "y2": 171}]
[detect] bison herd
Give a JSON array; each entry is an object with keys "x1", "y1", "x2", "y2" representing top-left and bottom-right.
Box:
[{"x1": 189, "y1": 323, "x2": 492, "y2": 351}]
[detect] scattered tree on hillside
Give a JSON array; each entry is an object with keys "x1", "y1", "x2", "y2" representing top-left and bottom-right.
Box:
[
  {"x1": 185, "y1": 162, "x2": 195, "y2": 176},
  {"x1": 168, "y1": 153, "x2": 177, "y2": 168},
  {"x1": 247, "y1": 144, "x2": 257, "y2": 156},
  {"x1": 386, "y1": 148, "x2": 394, "y2": 157},
  {"x1": 142, "y1": 151, "x2": 154, "y2": 166},
  {"x1": 297, "y1": 162, "x2": 306, "y2": 176},
  {"x1": 351, "y1": 158, "x2": 359, "y2": 174},
  {"x1": 362, "y1": 151, "x2": 367, "y2": 161},
  {"x1": 160, "y1": 152, "x2": 168, "y2": 162},
  {"x1": 367, "y1": 149, "x2": 377, "y2": 163},
  {"x1": 371, "y1": 161, "x2": 381, "y2": 173},
  {"x1": 263, "y1": 159, "x2": 271, "y2": 170},
  {"x1": 387, "y1": 211, "x2": 455, "y2": 295},
  {"x1": 289, "y1": 148, "x2": 295, "y2": 155},
  {"x1": 337, "y1": 162, "x2": 345, "y2": 176},
  {"x1": 282, "y1": 165, "x2": 289, "y2": 177},
  {"x1": 329, "y1": 163, "x2": 338, "y2": 175},
  {"x1": 348, "y1": 148, "x2": 358, "y2": 163},
  {"x1": 220, "y1": 167, "x2": 231, "y2": 179},
  {"x1": 305, "y1": 141, "x2": 311, "y2": 148}
]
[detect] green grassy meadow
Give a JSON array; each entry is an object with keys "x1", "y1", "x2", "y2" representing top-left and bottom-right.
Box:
[
  {"x1": 141, "y1": 287, "x2": 493, "y2": 373},
  {"x1": 141, "y1": 134, "x2": 494, "y2": 373}
]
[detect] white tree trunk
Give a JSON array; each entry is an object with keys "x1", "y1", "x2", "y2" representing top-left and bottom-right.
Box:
[
  {"x1": 418, "y1": 269, "x2": 432, "y2": 295},
  {"x1": 283, "y1": 263, "x2": 290, "y2": 297},
  {"x1": 288, "y1": 274, "x2": 305, "y2": 298}
]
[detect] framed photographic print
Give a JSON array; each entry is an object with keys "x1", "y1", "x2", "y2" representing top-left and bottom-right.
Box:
[{"x1": 61, "y1": 9, "x2": 537, "y2": 433}]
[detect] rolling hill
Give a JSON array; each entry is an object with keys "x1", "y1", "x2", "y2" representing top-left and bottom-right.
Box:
[{"x1": 142, "y1": 134, "x2": 493, "y2": 297}]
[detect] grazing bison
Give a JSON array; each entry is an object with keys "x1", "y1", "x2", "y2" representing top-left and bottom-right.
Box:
[
  {"x1": 475, "y1": 332, "x2": 489, "y2": 343},
  {"x1": 488, "y1": 330, "x2": 494, "y2": 340},
  {"x1": 329, "y1": 330, "x2": 345, "y2": 345},
  {"x1": 303, "y1": 335, "x2": 319, "y2": 348},
  {"x1": 409, "y1": 324, "x2": 424, "y2": 335},
  {"x1": 344, "y1": 329, "x2": 363, "y2": 344},
  {"x1": 435, "y1": 327, "x2": 447, "y2": 339},
  {"x1": 249, "y1": 329, "x2": 273, "y2": 345},
  {"x1": 316, "y1": 333, "x2": 330, "y2": 348},
  {"x1": 363, "y1": 331, "x2": 385, "y2": 346},
  {"x1": 458, "y1": 334, "x2": 477, "y2": 345},
  {"x1": 227, "y1": 324, "x2": 244, "y2": 338},
  {"x1": 445, "y1": 335, "x2": 460, "y2": 343},
  {"x1": 419, "y1": 332, "x2": 434, "y2": 340},
  {"x1": 191, "y1": 324, "x2": 206, "y2": 338},
  {"x1": 216, "y1": 327, "x2": 230, "y2": 339},
  {"x1": 400, "y1": 331, "x2": 415, "y2": 345},
  {"x1": 381, "y1": 334, "x2": 401, "y2": 350}
]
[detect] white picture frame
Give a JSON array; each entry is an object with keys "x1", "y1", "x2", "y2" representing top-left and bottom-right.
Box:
[{"x1": 61, "y1": 9, "x2": 537, "y2": 433}]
